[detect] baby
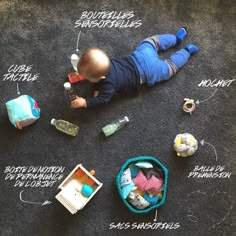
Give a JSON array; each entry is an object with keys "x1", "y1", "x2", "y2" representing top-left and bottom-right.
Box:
[{"x1": 71, "y1": 27, "x2": 198, "y2": 109}]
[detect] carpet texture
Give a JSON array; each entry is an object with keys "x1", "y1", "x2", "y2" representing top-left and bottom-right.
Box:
[{"x1": 0, "y1": 0, "x2": 235, "y2": 235}]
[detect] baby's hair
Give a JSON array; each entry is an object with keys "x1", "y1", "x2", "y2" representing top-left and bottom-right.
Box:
[{"x1": 78, "y1": 48, "x2": 110, "y2": 78}]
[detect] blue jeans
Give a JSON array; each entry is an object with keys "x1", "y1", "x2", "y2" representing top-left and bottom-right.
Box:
[{"x1": 131, "y1": 34, "x2": 190, "y2": 85}]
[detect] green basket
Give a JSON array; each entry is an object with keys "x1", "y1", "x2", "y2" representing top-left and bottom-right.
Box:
[{"x1": 116, "y1": 156, "x2": 168, "y2": 214}]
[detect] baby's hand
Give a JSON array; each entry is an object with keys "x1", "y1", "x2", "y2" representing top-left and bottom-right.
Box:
[
  {"x1": 71, "y1": 96, "x2": 87, "y2": 109},
  {"x1": 93, "y1": 90, "x2": 100, "y2": 97}
]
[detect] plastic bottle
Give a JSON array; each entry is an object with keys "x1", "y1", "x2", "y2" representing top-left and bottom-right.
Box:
[
  {"x1": 70, "y1": 54, "x2": 80, "y2": 71},
  {"x1": 102, "y1": 116, "x2": 129, "y2": 137},
  {"x1": 51, "y1": 118, "x2": 79, "y2": 136},
  {"x1": 64, "y1": 82, "x2": 77, "y2": 102}
]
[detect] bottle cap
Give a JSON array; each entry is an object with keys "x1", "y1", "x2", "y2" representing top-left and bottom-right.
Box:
[
  {"x1": 124, "y1": 116, "x2": 129, "y2": 122},
  {"x1": 64, "y1": 82, "x2": 71, "y2": 90},
  {"x1": 71, "y1": 54, "x2": 79, "y2": 61},
  {"x1": 50, "y1": 118, "x2": 56, "y2": 125}
]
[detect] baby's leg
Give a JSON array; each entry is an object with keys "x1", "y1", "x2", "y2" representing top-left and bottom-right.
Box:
[
  {"x1": 165, "y1": 49, "x2": 190, "y2": 77},
  {"x1": 144, "y1": 48, "x2": 191, "y2": 84},
  {"x1": 141, "y1": 34, "x2": 176, "y2": 52},
  {"x1": 166, "y1": 45, "x2": 198, "y2": 78},
  {"x1": 141, "y1": 28, "x2": 187, "y2": 52}
]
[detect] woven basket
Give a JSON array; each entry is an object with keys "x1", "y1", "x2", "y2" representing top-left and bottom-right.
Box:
[{"x1": 116, "y1": 156, "x2": 168, "y2": 214}]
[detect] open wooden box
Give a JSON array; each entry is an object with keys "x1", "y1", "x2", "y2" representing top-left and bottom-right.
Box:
[{"x1": 55, "y1": 164, "x2": 103, "y2": 214}]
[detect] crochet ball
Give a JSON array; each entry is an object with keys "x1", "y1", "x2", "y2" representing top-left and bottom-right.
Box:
[{"x1": 173, "y1": 133, "x2": 198, "y2": 157}]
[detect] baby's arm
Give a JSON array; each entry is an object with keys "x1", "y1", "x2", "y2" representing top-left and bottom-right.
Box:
[
  {"x1": 71, "y1": 82, "x2": 115, "y2": 109},
  {"x1": 70, "y1": 89, "x2": 100, "y2": 109}
]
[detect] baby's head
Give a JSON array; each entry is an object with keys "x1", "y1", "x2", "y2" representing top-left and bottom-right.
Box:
[{"x1": 77, "y1": 48, "x2": 110, "y2": 83}]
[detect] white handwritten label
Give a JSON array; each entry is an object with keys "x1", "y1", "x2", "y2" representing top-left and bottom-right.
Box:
[
  {"x1": 4, "y1": 166, "x2": 65, "y2": 188},
  {"x1": 3, "y1": 64, "x2": 40, "y2": 82},
  {"x1": 75, "y1": 11, "x2": 142, "y2": 28},
  {"x1": 198, "y1": 79, "x2": 235, "y2": 87},
  {"x1": 188, "y1": 165, "x2": 231, "y2": 179},
  {"x1": 109, "y1": 222, "x2": 180, "y2": 230}
]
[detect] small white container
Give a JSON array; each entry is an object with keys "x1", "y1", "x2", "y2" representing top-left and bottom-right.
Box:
[
  {"x1": 70, "y1": 54, "x2": 80, "y2": 72},
  {"x1": 55, "y1": 164, "x2": 103, "y2": 214}
]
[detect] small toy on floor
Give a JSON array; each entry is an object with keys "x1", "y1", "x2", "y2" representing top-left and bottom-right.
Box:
[
  {"x1": 6, "y1": 95, "x2": 40, "y2": 129},
  {"x1": 116, "y1": 156, "x2": 168, "y2": 214},
  {"x1": 121, "y1": 165, "x2": 163, "y2": 210},
  {"x1": 182, "y1": 98, "x2": 196, "y2": 115},
  {"x1": 55, "y1": 164, "x2": 103, "y2": 214},
  {"x1": 50, "y1": 118, "x2": 79, "y2": 137},
  {"x1": 68, "y1": 72, "x2": 84, "y2": 84},
  {"x1": 102, "y1": 116, "x2": 129, "y2": 137},
  {"x1": 173, "y1": 133, "x2": 198, "y2": 157}
]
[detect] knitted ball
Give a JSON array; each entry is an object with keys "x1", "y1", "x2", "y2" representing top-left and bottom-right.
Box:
[{"x1": 173, "y1": 133, "x2": 198, "y2": 157}]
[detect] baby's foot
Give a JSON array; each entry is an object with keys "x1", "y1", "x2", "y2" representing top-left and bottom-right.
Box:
[
  {"x1": 176, "y1": 27, "x2": 188, "y2": 44},
  {"x1": 184, "y1": 44, "x2": 199, "y2": 55}
]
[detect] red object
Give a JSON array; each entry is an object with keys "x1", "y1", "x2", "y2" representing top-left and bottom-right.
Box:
[
  {"x1": 86, "y1": 170, "x2": 96, "y2": 186},
  {"x1": 16, "y1": 122, "x2": 22, "y2": 129},
  {"x1": 86, "y1": 178, "x2": 95, "y2": 187},
  {"x1": 75, "y1": 168, "x2": 85, "y2": 177},
  {"x1": 68, "y1": 72, "x2": 85, "y2": 84}
]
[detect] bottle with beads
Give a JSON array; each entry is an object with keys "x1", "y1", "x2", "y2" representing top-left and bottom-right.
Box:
[
  {"x1": 102, "y1": 116, "x2": 129, "y2": 137},
  {"x1": 64, "y1": 82, "x2": 77, "y2": 102},
  {"x1": 50, "y1": 118, "x2": 79, "y2": 137}
]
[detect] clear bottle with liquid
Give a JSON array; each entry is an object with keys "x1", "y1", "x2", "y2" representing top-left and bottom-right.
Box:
[
  {"x1": 64, "y1": 82, "x2": 77, "y2": 102},
  {"x1": 102, "y1": 116, "x2": 129, "y2": 137},
  {"x1": 51, "y1": 118, "x2": 79, "y2": 136}
]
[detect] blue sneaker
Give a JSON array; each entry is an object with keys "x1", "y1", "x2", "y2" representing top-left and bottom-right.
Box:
[
  {"x1": 176, "y1": 27, "x2": 188, "y2": 44},
  {"x1": 184, "y1": 44, "x2": 199, "y2": 55}
]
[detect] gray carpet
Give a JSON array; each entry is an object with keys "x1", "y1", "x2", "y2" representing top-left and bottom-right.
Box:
[{"x1": 0, "y1": 0, "x2": 235, "y2": 235}]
